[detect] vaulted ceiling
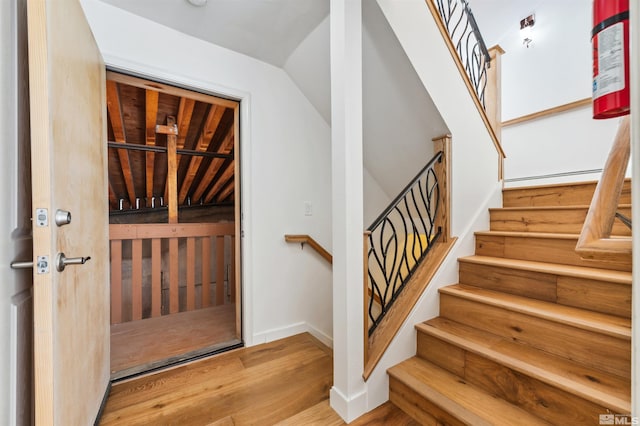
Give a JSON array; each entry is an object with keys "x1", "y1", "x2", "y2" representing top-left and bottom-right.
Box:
[
  {"x1": 106, "y1": 72, "x2": 238, "y2": 213},
  {"x1": 97, "y1": 0, "x2": 329, "y2": 67}
]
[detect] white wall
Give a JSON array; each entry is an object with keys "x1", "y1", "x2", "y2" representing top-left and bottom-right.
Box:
[
  {"x1": 362, "y1": 0, "x2": 448, "y2": 198},
  {"x1": 284, "y1": 2, "x2": 449, "y2": 203},
  {"x1": 284, "y1": 16, "x2": 332, "y2": 124},
  {"x1": 473, "y1": 0, "x2": 622, "y2": 185},
  {"x1": 366, "y1": 0, "x2": 502, "y2": 410},
  {"x1": 498, "y1": 0, "x2": 592, "y2": 119},
  {"x1": 81, "y1": 0, "x2": 334, "y2": 347},
  {"x1": 502, "y1": 107, "x2": 622, "y2": 186},
  {"x1": 363, "y1": 168, "x2": 391, "y2": 227}
]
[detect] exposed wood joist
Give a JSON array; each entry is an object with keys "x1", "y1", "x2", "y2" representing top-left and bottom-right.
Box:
[
  {"x1": 216, "y1": 179, "x2": 235, "y2": 203},
  {"x1": 179, "y1": 105, "x2": 226, "y2": 204},
  {"x1": 176, "y1": 98, "x2": 196, "y2": 149},
  {"x1": 145, "y1": 90, "x2": 159, "y2": 207},
  {"x1": 205, "y1": 161, "x2": 234, "y2": 203},
  {"x1": 191, "y1": 127, "x2": 234, "y2": 202},
  {"x1": 107, "y1": 80, "x2": 137, "y2": 207},
  {"x1": 107, "y1": 72, "x2": 240, "y2": 215}
]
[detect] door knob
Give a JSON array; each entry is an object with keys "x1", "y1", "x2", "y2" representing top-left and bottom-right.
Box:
[
  {"x1": 55, "y1": 209, "x2": 72, "y2": 226},
  {"x1": 56, "y1": 253, "x2": 91, "y2": 272}
]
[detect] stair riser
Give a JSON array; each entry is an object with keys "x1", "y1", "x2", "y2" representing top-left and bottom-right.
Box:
[
  {"x1": 503, "y1": 180, "x2": 632, "y2": 208},
  {"x1": 490, "y1": 207, "x2": 631, "y2": 235},
  {"x1": 416, "y1": 333, "x2": 613, "y2": 425},
  {"x1": 475, "y1": 234, "x2": 631, "y2": 272},
  {"x1": 389, "y1": 378, "x2": 466, "y2": 426},
  {"x1": 458, "y1": 262, "x2": 631, "y2": 318},
  {"x1": 439, "y1": 294, "x2": 630, "y2": 378},
  {"x1": 557, "y1": 276, "x2": 631, "y2": 319},
  {"x1": 458, "y1": 262, "x2": 557, "y2": 302}
]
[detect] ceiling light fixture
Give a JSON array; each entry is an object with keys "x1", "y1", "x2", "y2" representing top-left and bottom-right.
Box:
[
  {"x1": 187, "y1": 0, "x2": 208, "y2": 6},
  {"x1": 520, "y1": 14, "x2": 535, "y2": 48}
]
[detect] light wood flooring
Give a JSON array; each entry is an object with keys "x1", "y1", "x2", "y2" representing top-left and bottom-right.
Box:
[
  {"x1": 101, "y1": 333, "x2": 417, "y2": 425},
  {"x1": 110, "y1": 304, "x2": 239, "y2": 380}
]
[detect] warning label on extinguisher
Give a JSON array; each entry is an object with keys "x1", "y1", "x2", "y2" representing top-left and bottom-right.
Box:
[{"x1": 593, "y1": 22, "x2": 625, "y2": 99}]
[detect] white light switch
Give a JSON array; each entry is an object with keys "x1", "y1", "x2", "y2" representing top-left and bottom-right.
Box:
[{"x1": 304, "y1": 201, "x2": 313, "y2": 216}]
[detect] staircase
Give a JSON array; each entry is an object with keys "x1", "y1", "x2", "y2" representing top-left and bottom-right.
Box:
[{"x1": 388, "y1": 180, "x2": 632, "y2": 425}]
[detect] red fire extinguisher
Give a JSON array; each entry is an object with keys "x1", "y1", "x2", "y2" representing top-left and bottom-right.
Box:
[{"x1": 592, "y1": 0, "x2": 630, "y2": 119}]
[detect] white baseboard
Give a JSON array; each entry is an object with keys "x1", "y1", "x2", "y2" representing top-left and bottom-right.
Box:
[
  {"x1": 330, "y1": 385, "x2": 368, "y2": 423},
  {"x1": 306, "y1": 323, "x2": 333, "y2": 348},
  {"x1": 251, "y1": 322, "x2": 333, "y2": 348}
]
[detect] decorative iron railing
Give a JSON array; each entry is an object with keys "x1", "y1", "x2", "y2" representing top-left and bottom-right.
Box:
[
  {"x1": 366, "y1": 151, "x2": 443, "y2": 335},
  {"x1": 433, "y1": 0, "x2": 491, "y2": 107}
]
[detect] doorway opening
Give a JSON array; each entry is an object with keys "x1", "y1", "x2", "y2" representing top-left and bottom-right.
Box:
[{"x1": 105, "y1": 71, "x2": 242, "y2": 379}]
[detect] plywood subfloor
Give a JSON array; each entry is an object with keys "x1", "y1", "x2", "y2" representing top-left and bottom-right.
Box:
[
  {"x1": 110, "y1": 304, "x2": 239, "y2": 379},
  {"x1": 100, "y1": 333, "x2": 417, "y2": 425}
]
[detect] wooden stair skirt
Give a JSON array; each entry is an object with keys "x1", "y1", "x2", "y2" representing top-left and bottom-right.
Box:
[{"x1": 388, "y1": 180, "x2": 632, "y2": 425}]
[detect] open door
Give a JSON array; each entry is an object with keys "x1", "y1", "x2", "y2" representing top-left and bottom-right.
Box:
[{"x1": 27, "y1": 0, "x2": 110, "y2": 424}]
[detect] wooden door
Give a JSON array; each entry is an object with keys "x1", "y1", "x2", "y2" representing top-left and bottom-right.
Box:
[{"x1": 27, "y1": 0, "x2": 110, "y2": 424}]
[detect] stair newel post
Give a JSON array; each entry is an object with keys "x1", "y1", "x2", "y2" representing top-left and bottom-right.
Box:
[
  {"x1": 485, "y1": 45, "x2": 505, "y2": 180},
  {"x1": 485, "y1": 45, "x2": 504, "y2": 141},
  {"x1": 363, "y1": 231, "x2": 371, "y2": 366},
  {"x1": 432, "y1": 135, "x2": 451, "y2": 242}
]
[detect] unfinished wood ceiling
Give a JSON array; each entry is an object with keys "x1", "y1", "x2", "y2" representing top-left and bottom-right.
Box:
[{"x1": 106, "y1": 72, "x2": 238, "y2": 213}]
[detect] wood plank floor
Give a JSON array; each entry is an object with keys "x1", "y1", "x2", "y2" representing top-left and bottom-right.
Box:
[
  {"x1": 101, "y1": 333, "x2": 417, "y2": 425},
  {"x1": 111, "y1": 304, "x2": 239, "y2": 379}
]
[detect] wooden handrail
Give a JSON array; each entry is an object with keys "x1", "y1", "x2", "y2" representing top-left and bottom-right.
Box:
[
  {"x1": 284, "y1": 234, "x2": 332, "y2": 264},
  {"x1": 576, "y1": 116, "x2": 631, "y2": 263},
  {"x1": 502, "y1": 97, "x2": 591, "y2": 128},
  {"x1": 425, "y1": 0, "x2": 506, "y2": 160}
]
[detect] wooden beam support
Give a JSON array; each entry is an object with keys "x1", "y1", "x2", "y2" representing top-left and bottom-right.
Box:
[
  {"x1": 157, "y1": 117, "x2": 179, "y2": 223},
  {"x1": 106, "y1": 80, "x2": 137, "y2": 207},
  {"x1": 145, "y1": 90, "x2": 159, "y2": 207},
  {"x1": 178, "y1": 105, "x2": 226, "y2": 204},
  {"x1": 107, "y1": 70, "x2": 239, "y2": 109}
]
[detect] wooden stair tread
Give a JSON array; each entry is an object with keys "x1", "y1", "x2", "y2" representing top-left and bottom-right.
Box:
[
  {"x1": 475, "y1": 230, "x2": 631, "y2": 242},
  {"x1": 476, "y1": 230, "x2": 580, "y2": 239},
  {"x1": 417, "y1": 317, "x2": 630, "y2": 413},
  {"x1": 502, "y1": 179, "x2": 631, "y2": 208},
  {"x1": 439, "y1": 284, "x2": 630, "y2": 339},
  {"x1": 458, "y1": 255, "x2": 631, "y2": 285},
  {"x1": 503, "y1": 179, "x2": 603, "y2": 192},
  {"x1": 389, "y1": 357, "x2": 551, "y2": 425},
  {"x1": 490, "y1": 204, "x2": 632, "y2": 212}
]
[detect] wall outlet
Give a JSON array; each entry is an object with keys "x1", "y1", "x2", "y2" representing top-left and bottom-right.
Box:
[{"x1": 304, "y1": 201, "x2": 313, "y2": 216}]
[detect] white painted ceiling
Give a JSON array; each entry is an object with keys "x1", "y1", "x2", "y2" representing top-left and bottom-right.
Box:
[
  {"x1": 97, "y1": 0, "x2": 544, "y2": 69},
  {"x1": 98, "y1": 0, "x2": 329, "y2": 67}
]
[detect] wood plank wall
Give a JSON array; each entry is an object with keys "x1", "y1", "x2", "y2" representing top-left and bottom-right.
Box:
[{"x1": 109, "y1": 222, "x2": 235, "y2": 324}]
